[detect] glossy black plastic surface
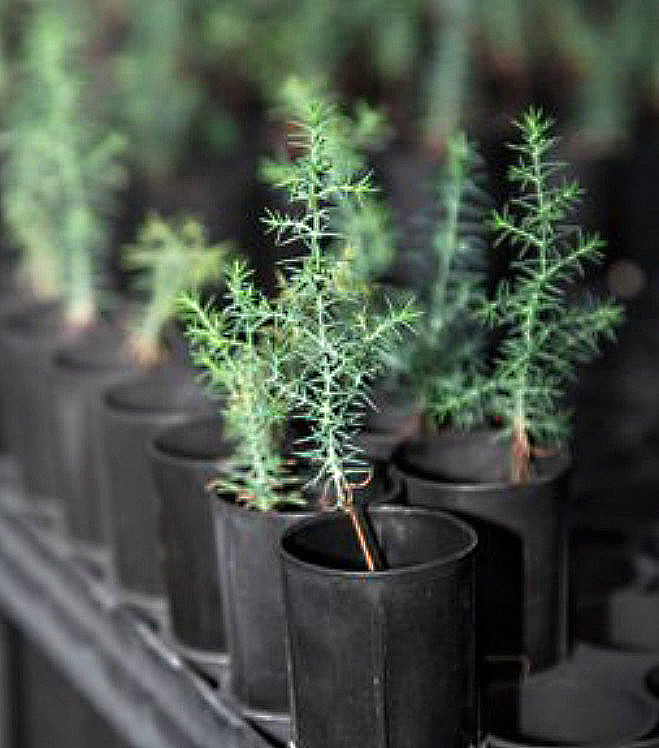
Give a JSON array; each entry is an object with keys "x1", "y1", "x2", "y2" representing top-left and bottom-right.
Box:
[
  {"x1": 280, "y1": 505, "x2": 477, "y2": 748},
  {"x1": 394, "y1": 434, "x2": 570, "y2": 674},
  {"x1": 150, "y1": 415, "x2": 233, "y2": 652}
]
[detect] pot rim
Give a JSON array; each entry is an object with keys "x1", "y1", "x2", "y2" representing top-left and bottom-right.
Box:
[
  {"x1": 149, "y1": 415, "x2": 234, "y2": 467},
  {"x1": 211, "y1": 468, "x2": 404, "y2": 513},
  {"x1": 393, "y1": 449, "x2": 571, "y2": 493},
  {"x1": 279, "y1": 504, "x2": 478, "y2": 579},
  {"x1": 488, "y1": 735, "x2": 659, "y2": 748},
  {"x1": 102, "y1": 371, "x2": 212, "y2": 418},
  {"x1": 53, "y1": 324, "x2": 133, "y2": 371},
  {"x1": 487, "y1": 667, "x2": 659, "y2": 748},
  {"x1": 216, "y1": 491, "x2": 315, "y2": 520}
]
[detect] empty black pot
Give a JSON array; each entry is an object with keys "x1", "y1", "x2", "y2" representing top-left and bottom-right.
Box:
[
  {"x1": 149, "y1": 415, "x2": 233, "y2": 657},
  {"x1": 52, "y1": 322, "x2": 139, "y2": 557},
  {"x1": 102, "y1": 364, "x2": 212, "y2": 607},
  {"x1": 212, "y1": 497, "x2": 314, "y2": 716},
  {"x1": 486, "y1": 665, "x2": 659, "y2": 746},
  {"x1": 393, "y1": 432, "x2": 570, "y2": 675},
  {"x1": 280, "y1": 505, "x2": 478, "y2": 748}
]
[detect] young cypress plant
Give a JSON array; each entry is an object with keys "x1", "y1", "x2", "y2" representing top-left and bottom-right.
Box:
[
  {"x1": 181, "y1": 80, "x2": 415, "y2": 566},
  {"x1": 116, "y1": 0, "x2": 201, "y2": 189},
  {"x1": 433, "y1": 109, "x2": 623, "y2": 482},
  {"x1": 122, "y1": 212, "x2": 230, "y2": 365},
  {"x1": 405, "y1": 131, "x2": 490, "y2": 432},
  {"x1": 1, "y1": 1, "x2": 126, "y2": 328},
  {"x1": 179, "y1": 260, "x2": 298, "y2": 510},
  {"x1": 262, "y1": 81, "x2": 416, "y2": 565}
]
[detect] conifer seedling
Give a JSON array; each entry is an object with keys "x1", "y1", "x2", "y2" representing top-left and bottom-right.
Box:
[
  {"x1": 1, "y1": 1, "x2": 127, "y2": 329},
  {"x1": 123, "y1": 212, "x2": 230, "y2": 365},
  {"x1": 181, "y1": 80, "x2": 415, "y2": 568},
  {"x1": 180, "y1": 260, "x2": 298, "y2": 511},
  {"x1": 429, "y1": 109, "x2": 623, "y2": 482},
  {"x1": 262, "y1": 80, "x2": 415, "y2": 504},
  {"x1": 403, "y1": 131, "x2": 490, "y2": 432}
]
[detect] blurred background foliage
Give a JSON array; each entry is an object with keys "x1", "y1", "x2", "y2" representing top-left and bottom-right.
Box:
[{"x1": 1, "y1": 0, "x2": 659, "y2": 287}]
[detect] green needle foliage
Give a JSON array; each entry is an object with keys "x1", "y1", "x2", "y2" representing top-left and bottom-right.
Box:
[
  {"x1": 123, "y1": 212, "x2": 230, "y2": 364},
  {"x1": 262, "y1": 80, "x2": 416, "y2": 505},
  {"x1": 180, "y1": 261, "x2": 298, "y2": 511},
  {"x1": 1, "y1": 1, "x2": 126, "y2": 327},
  {"x1": 180, "y1": 81, "x2": 413, "y2": 512},
  {"x1": 117, "y1": 0, "x2": 201, "y2": 188},
  {"x1": 435, "y1": 109, "x2": 623, "y2": 481},
  {"x1": 408, "y1": 131, "x2": 490, "y2": 430}
]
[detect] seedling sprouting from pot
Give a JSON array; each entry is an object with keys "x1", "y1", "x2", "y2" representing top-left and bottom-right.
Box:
[
  {"x1": 123, "y1": 212, "x2": 230, "y2": 365},
  {"x1": 180, "y1": 261, "x2": 298, "y2": 511},
  {"x1": 181, "y1": 80, "x2": 415, "y2": 569},
  {"x1": 116, "y1": 0, "x2": 201, "y2": 189},
  {"x1": 432, "y1": 109, "x2": 623, "y2": 482},
  {"x1": 402, "y1": 131, "x2": 490, "y2": 433},
  {"x1": 1, "y1": 2, "x2": 127, "y2": 329},
  {"x1": 263, "y1": 80, "x2": 416, "y2": 567}
]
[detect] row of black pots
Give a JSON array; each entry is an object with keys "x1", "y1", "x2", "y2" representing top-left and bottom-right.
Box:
[
  {"x1": 0, "y1": 299, "x2": 656, "y2": 747},
  {"x1": 149, "y1": 414, "x2": 478, "y2": 748},
  {"x1": 0, "y1": 299, "x2": 478, "y2": 746},
  {"x1": 0, "y1": 298, "x2": 214, "y2": 600},
  {"x1": 149, "y1": 413, "x2": 659, "y2": 748}
]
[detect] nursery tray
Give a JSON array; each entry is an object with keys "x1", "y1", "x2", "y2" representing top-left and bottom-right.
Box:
[{"x1": 0, "y1": 457, "x2": 285, "y2": 748}]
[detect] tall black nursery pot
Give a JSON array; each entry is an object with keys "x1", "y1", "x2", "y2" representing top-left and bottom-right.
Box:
[
  {"x1": 149, "y1": 415, "x2": 233, "y2": 659},
  {"x1": 280, "y1": 505, "x2": 478, "y2": 748},
  {"x1": 52, "y1": 322, "x2": 140, "y2": 561},
  {"x1": 102, "y1": 365, "x2": 212, "y2": 611},
  {"x1": 393, "y1": 431, "x2": 570, "y2": 676},
  {"x1": 0, "y1": 295, "x2": 29, "y2": 454},
  {"x1": 211, "y1": 479, "x2": 403, "y2": 717},
  {"x1": 212, "y1": 498, "x2": 313, "y2": 716},
  {"x1": 0, "y1": 300, "x2": 70, "y2": 515}
]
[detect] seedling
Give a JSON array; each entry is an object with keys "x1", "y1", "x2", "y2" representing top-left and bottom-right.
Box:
[
  {"x1": 123, "y1": 212, "x2": 229, "y2": 365},
  {"x1": 432, "y1": 109, "x2": 623, "y2": 481},
  {"x1": 403, "y1": 131, "x2": 490, "y2": 432},
  {"x1": 182, "y1": 81, "x2": 415, "y2": 569},
  {"x1": 180, "y1": 261, "x2": 296, "y2": 510},
  {"x1": 1, "y1": 2, "x2": 126, "y2": 328},
  {"x1": 116, "y1": 0, "x2": 201, "y2": 188}
]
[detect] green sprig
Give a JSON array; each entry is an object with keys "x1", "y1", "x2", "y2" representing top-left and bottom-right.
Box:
[
  {"x1": 437, "y1": 109, "x2": 624, "y2": 480},
  {"x1": 180, "y1": 261, "x2": 299, "y2": 511},
  {"x1": 123, "y1": 213, "x2": 230, "y2": 364}
]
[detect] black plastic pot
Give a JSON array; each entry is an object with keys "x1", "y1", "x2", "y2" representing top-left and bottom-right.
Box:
[
  {"x1": 0, "y1": 300, "x2": 70, "y2": 514},
  {"x1": 0, "y1": 293, "x2": 33, "y2": 453},
  {"x1": 393, "y1": 432, "x2": 570, "y2": 675},
  {"x1": 354, "y1": 389, "x2": 420, "y2": 499},
  {"x1": 52, "y1": 322, "x2": 139, "y2": 559},
  {"x1": 591, "y1": 586, "x2": 659, "y2": 652},
  {"x1": 280, "y1": 505, "x2": 478, "y2": 748},
  {"x1": 486, "y1": 665, "x2": 659, "y2": 746},
  {"x1": 149, "y1": 415, "x2": 233, "y2": 659},
  {"x1": 102, "y1": 365, "x2": 212, "y2": 608},
  {"x1": 212, "y1": 498, "x2": 314, "y2": 716}
]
